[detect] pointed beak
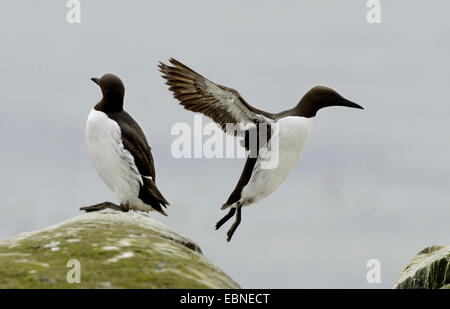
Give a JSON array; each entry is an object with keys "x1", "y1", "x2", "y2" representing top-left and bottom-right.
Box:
[
  {"x1": 91, "y1": 77, "x2": 100, "y2": 86},
  {"x1": 338, "y1": 99, "x2": 364, "y2": 110}
]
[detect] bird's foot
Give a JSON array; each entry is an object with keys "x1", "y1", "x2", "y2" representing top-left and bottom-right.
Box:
[
  {"x1": 80, "y1": 202, "x2": 127, "y2": 213},
  {"x1": 215, "y1": 207, "x2": 236, "y2": 230},
  {"x1": 225, "y1": 205, "x2": 242, "y2": 242}
]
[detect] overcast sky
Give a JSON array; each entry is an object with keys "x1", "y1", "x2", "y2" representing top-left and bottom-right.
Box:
[{"x1": 1, "y1": 1, "x2": 449, "y2": 288}]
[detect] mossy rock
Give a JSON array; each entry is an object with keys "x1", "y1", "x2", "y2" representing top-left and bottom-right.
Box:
[
  {"x1": 394, "y1": 245, "x2": 450, "y2": 289},
  {"x1": 0, "y1": 211, "x2": 239, "y2": 289}
]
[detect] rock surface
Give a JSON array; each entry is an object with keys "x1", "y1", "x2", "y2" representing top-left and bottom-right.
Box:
[
  {"x1": 394, "y1": 245, "x2": 450, "y2": 289},
  {"x1": 0, "y1": 210, "x2": 240, "y2": 289}
]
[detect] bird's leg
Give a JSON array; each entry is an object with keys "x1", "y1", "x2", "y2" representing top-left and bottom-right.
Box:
[
  {"x1": 215, "y1": 207, "x2": 236, "y2": 230},
  {"x1": 80, "y1": 201, "x2": 126, "y2": 213},
  {"x1": 121, "y1": 203, "x2": 130, "y2": 212},
  {"x1": 226, "y1": 204, "x2": 242, "y2": 242}
]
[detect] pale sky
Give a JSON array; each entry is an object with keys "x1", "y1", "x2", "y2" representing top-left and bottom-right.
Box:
[{"x1": 1, "y1": 1, "x2": 449, "y2": 288}]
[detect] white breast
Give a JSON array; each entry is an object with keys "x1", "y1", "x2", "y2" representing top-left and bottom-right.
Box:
[
  {"x1": 86, "y1": 109, "x2": 144, "y2": 207},
  {"x1": 240, "y1": 116, "x2": 314, "y2": 205}
]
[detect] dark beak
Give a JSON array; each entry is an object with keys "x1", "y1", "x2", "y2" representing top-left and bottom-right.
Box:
[
  {"x1": 338, "y1": 99, "x2": 364, "y2": 110},
  {"x1": 91, "y1": 77, "x2": 100, "y2": 85}
]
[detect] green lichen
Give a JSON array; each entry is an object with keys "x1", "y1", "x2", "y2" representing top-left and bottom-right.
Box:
[
  {"x1": 0, "y1": 214, "x2": 239, "y2": 289},
  {"x1": 394, "y1": 245, "x2": 450, "y2": 289}
]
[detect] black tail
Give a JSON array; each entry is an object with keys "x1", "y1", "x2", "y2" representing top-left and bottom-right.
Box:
[{"x1": 139, "y1": 177, "x2": 170, "y2": 216}]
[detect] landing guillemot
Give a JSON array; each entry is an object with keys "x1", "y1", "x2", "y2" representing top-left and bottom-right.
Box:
[
  {"x1": 159, "y1": 58, "x2": 363, "y2": 241},
  {"x1": 81, "y1": 73, "x2": 169, "y2": 215}
]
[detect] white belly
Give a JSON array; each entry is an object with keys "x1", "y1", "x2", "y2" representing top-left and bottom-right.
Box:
[
  {"x1": 86, "y1": 109, "x2": 146, "y2": 209},
  {"x1": 240, "y1": 116, "x2": 314, "y2": 205}
]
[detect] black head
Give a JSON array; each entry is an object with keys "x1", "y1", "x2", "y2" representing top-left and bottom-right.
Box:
[
  {"x1": 91, "y1": 73, "x2": 125, "y2": 112},
  {"x1": 295, "y1": 86, "x2": 363, "y2": 118}
]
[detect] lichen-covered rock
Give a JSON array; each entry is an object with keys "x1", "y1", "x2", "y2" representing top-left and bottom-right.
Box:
[
  {"x1": 394, "y1": 245, "x2": 450, "y2": 289},
  {"x1": 0, "y1": 210, "x2": 240, "y2": 289}
]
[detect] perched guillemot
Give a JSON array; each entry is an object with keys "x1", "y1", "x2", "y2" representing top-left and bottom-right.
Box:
[
  {"x1": 81, "y1": 73, "x2": 169, "y2": 215},
  {"x1": 159, "y1": 58, "x2": 363, "y2": 241}
]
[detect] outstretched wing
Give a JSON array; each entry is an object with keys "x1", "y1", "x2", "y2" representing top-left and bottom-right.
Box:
[
  {"x1": 159, "y1": 59, "x2": 275, "y2": 210},
  {"x1": 159, "y1": 58, "x2": 274, "y2": 139}
]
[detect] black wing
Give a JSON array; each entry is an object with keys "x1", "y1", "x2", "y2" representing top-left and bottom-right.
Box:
[
  {"x1": 159, "y1": 59, "x2": 274, "y2": 208},
  {"x1": 159, "y1": 58, "x2": 275, "y2": 142},
  {"x1": 108, "y1": 111, "x2": 170, "y2": 215}
]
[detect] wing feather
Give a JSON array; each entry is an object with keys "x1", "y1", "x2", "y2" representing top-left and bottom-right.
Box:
[
  {"x1": 159, "y1": 58, "x2": 273, "y2": 138},
  {"x1": 108, "y1": 111, "x2": 170, "y2": 211}
]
